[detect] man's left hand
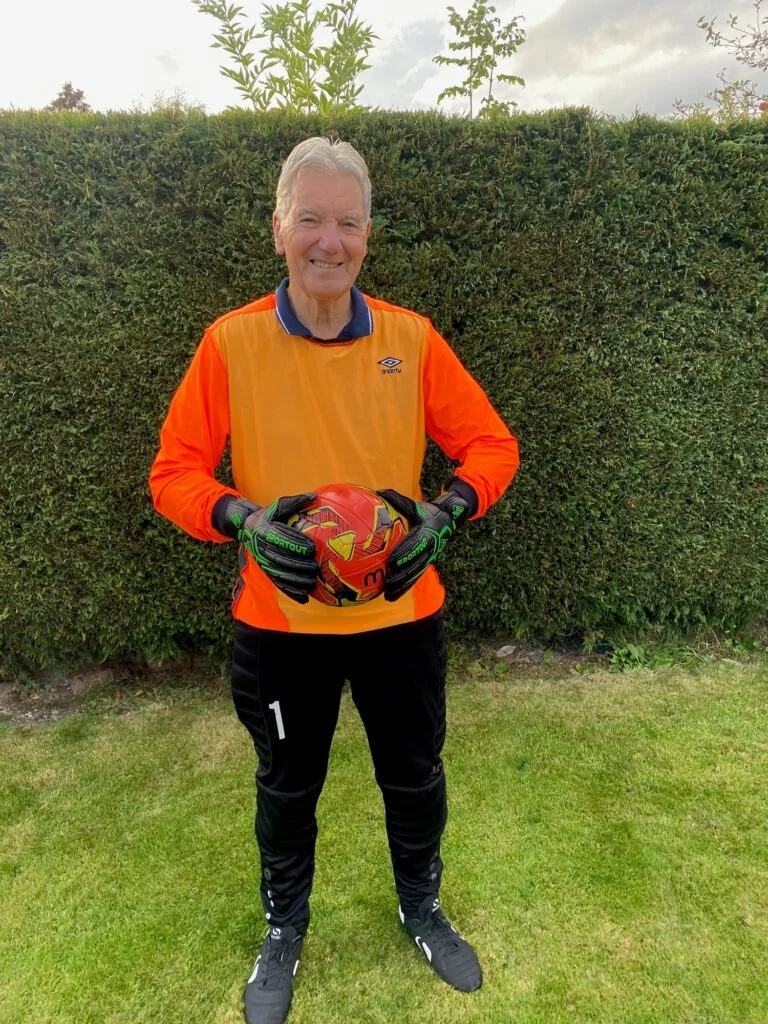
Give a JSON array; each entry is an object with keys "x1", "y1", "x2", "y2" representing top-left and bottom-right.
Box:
[{"x1": 377, "y1": 487, "x2": 473, "y2": 602}]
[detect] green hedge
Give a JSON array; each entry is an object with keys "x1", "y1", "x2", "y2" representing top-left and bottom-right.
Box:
[{"x1": 1, "y1": 109, "x2": 767, "y2": 678}]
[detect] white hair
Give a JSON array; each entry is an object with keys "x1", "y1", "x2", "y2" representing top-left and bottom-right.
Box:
[{"x1": 275, "y1": 137, "x2": 372, "y2": 221}]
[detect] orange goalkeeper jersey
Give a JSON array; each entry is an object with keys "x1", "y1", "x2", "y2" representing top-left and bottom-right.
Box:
[{"x1": 149, "y1": 286, "x2": 519, "y2": 634}]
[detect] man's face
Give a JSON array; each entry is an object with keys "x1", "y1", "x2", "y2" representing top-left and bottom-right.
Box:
[{"x1": 273, "y1": 168, "x2": 371, "y2": 305}]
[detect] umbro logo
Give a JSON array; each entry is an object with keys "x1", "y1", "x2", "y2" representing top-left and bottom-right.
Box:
[{"x1": 378, "y1": 356, "x2": 402, "y2": 375}]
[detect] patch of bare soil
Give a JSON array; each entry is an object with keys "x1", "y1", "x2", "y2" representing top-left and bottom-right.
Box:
[
  {"x1": 457, "y1": 632, "x2": 611, "y2": 679},
  {"x1": 0, "y1": 668, "x2": 116, "y2": 727},
  {"x1": 0, "y1": 656, "x2": 225, "y2": 727},
  {"x1": 491, "y1": 641, "x2": 606, "y2": 672}
]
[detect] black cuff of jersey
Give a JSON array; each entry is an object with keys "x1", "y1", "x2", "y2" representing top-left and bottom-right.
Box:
[
  {"x1": 445, "y1": 477, "x2": 479, "y2": 519},
  {"x1": 212, "y1": 495, "x2": 259, "y2": 539}
]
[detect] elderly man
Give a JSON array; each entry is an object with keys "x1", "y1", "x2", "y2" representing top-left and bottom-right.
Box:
[{"x1": 150, "y1": 137, "x2": 519, "y2": 1024}]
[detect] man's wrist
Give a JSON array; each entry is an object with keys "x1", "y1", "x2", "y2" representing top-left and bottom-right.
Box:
[
  {"x1": 442, "y1": 478, "x2": 479, "y2": 521},
  {"x1": 212, "y1": 495, "x2": 260, "y2": 539}
]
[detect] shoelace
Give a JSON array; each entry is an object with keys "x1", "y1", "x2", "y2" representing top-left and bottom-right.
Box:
[
  {"x1": 257, "y1": 934, "x2": 299, "y2": 989},
  {"x1": 425, "y1": 909, "x2": 463, "y2": 956}
]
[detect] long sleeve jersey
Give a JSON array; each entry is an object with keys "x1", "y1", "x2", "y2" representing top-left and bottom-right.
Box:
[{"x1": 149, "y1": 287, "x2": 520, "y2": 634}]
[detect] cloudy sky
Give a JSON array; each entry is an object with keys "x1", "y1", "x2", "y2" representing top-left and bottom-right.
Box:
[{"x1": 0, "y1": 0, "x2": 765, "y2": 116}]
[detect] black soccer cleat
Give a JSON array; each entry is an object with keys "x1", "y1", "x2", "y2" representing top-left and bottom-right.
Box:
[
  {"x1": 243, "y1": 924, "x2": 303, "y2": 1024},
  {"x1": 399, "y1": 895, "x2": 483, "y2": 992}
]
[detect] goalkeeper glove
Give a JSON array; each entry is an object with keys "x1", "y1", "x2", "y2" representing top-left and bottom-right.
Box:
[
  {"x1": 376, "y1": 480, "x2": 477, "y2": 602},
  {"x1": 212, "y1": 493, "x2": 320, "y2": 604}
]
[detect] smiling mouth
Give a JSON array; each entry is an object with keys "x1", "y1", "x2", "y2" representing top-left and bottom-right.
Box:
[{"x1": 309, "y1": 260, "x2": 344, "y2": 269}]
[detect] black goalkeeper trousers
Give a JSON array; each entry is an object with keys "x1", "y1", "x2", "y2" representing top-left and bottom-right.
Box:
[{"x1": 230, "y1": 611, "x2": 448, "y2": 935}]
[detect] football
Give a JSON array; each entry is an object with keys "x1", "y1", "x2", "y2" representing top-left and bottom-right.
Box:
[{"x1": 288, "y1": 483, "x2": 408, "y2": 606}]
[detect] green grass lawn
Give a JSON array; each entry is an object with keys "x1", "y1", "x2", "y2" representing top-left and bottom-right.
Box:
[{"x1": 1, "y1": 658, "x2": 767, "y2": 1024}]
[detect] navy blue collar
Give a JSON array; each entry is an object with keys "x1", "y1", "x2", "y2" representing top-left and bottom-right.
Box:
[{"x1": 275, "y1": 278, "x2": 373, "y2": 341}]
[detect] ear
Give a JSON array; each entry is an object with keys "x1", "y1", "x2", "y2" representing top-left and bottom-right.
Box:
[
  {"x1": 360, "y1": 218, "x2": 372, "y2": 258},
  {"x1": 273, "y1": 211, "x2": 285, "y2": 256}
]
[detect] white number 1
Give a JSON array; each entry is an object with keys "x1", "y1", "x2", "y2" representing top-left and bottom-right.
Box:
[{"x1": 268, "y1": 701, "x2": 286, "y2": 740}]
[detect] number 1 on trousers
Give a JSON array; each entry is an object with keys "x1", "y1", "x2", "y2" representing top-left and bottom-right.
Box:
[{"x1": 268, "y1": 701, "x2": 286, "y2": 740}]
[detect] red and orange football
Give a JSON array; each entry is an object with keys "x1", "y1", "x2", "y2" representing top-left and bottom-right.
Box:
[{"x1": 289, "y1": 483, "x2": 407, "y2": 606}]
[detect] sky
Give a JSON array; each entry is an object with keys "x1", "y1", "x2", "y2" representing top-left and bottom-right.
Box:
[{"x1": 0, "y1": 0, "x2": 765, "y2": 117}]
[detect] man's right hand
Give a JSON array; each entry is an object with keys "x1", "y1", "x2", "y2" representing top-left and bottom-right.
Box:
[{"x1": 213, "y1": 493, "x2": 320, "y2": 604}]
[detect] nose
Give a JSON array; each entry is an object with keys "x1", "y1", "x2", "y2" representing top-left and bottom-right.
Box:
[{"x1": 318, "y1": 219, "x2": 341, "y2": 253}]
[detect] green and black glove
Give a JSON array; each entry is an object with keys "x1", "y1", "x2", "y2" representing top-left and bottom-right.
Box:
[
  {"x1": 377, "y1": 479, "x2": 478, "y2": 602},
  {"x1": 212, "y1": 493, "x2": 320, "y2": 604}
]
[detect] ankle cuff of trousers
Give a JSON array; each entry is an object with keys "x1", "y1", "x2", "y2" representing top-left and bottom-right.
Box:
[
  {"x1": 379, "y1": 772, "x2": 448, "y2": 912},
  {"x1": 255, "y1": 777, "x2": 325, "y2": 933}
]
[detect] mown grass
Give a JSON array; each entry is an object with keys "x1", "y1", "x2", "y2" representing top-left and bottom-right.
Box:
[{"x1": 1, "y1": 658, "x2": 767, "y2": 1023}]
